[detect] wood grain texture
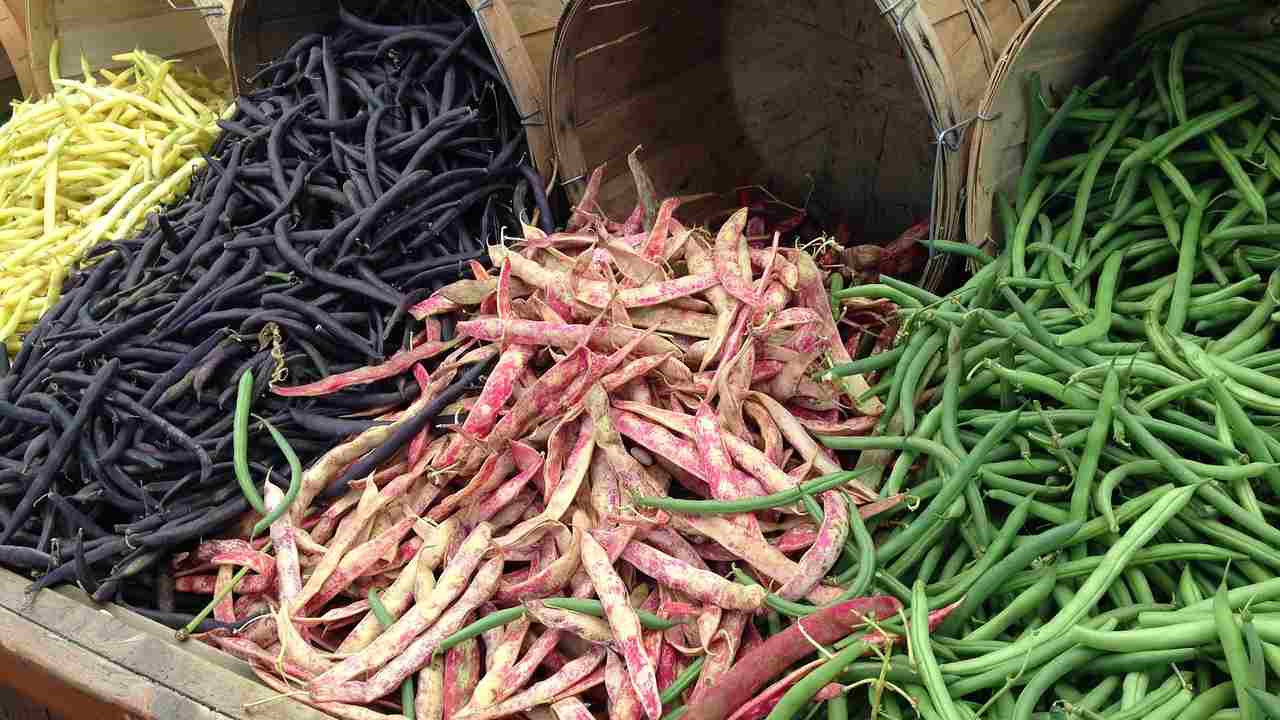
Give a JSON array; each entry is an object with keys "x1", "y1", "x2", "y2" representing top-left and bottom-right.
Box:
[
  {"x1": 0, "y1": 567, "x2": 329, "y2": 720},
  {"x1": 0, "y1": 685, "x2": 59, "y2": 720}
]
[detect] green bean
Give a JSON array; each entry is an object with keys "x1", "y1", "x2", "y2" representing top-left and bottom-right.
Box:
[
  {"x1": 1009, "y1": 544, "x2": 1244, "y2": 593},
  {"x1": 1174, "y1": 579, "x2": 1280, "y2": 619},
  {"x1": 880, "y1": 274, "x2": 951, "y2": 308},
  {"x1": 910, "y1": 580, "x2": 965, "y2": 720},
  {"x1": 997, "y1": 190, "x2": 1018, "y2": 247},
  {"x1": 1168, "y1": 196, "x2": 1208, "y2": 334},
  {"x1": 1070, "y1": 98, "x2": 1142, "y2": 254},
  {"x1": 759, "y1": 611, "x2": 781, "y2": 639},
  {"x1": 1218, "y1": 583, "x2": 1258, "y2": 720},
  {"x1": 1150, "y1": 96, "x2": 1262, "y2": 165},
  {"x1": 985, "y1": 490, "x2": 1070, "y2": 524},
  {"x1": 232, "y1": 369, "x2": 266, "y2": 514},
  {"x1": 928, "y1": 493, "x2": 1034, "y2": 612},
  {"x1": 876, "y1": 324, "x2": 933, "y2": 432},
  {"x1": 765, "y1": 641, "x2": 872, "y2": 720},
  {"x1": 915, "y1": 539, "x2": 949, "y2": 587},
  {"x1": 926, "y1": 240, "x2": 993, "y2": 265},
  {"x1": 1212, "y1": 174, "x2": 1276, "y2": 241},
  {"x1": 939, "y1": 517, "x2": 1083, "y2": 638},
  {"x1": 368, "y1": 589, "x2": 415, "y2": 718},
  {"x1": 249, "y1": 417, "x2": 302, "y2": 538},
  {"x1": 887, "y1": 515, "x2": 952, "y2": 579},
  {"x1": 1221, "y1": 323, "x2": 1276, "y2": 363},
  {"x1": 1244, "y1": 611, "x2": 1267, "y2": 695},
  {"x1": 986, "y1": 364, "x2": 1096, "y2": 410},
  {"x1": 1148, "y1": 172, "x2": 1184, "y2": 253},
  {"x1": 964, "y1": 569, "x2": 1058, "y2": 643},
  {"x1": 941, "y1": 324, "x2": 967, "y2": 458},
  {"x1": 1117, "y1": 406, "x2": 1280, "y2": 549},
  {"x1": 1210, "y1": 351, "x2": 1280, "y2": 400},
  {"x1": 438, "y1": 607, "x2": 525, "y2": 654},
  {"x1": 1182, "y1": 514, "x2": 1280, "y2": 572},
  {"x1": 900, "y1": 330, "x2": 946, "y2": 435},
  {"x1": 1066, "y1": 366, "x2": 1118, "y2": 530},
  {"x1": 633, "y1": 469, "x2": 869, "y2": 515},
  {"x1": 1094, "y1": 461, "x2": 1160, "y2": 533},
  {"x1": 979, "y1": 469, "x2": 1070, "y2": 498},
  {"x1": 1169, "y1": 28, "x2": 1197, "y2": 123},
  {"x1": 437, "y1": 599, "x2": 675, "y2": 655},
  {"x1": 1190, "y1": 357, "x2": 1280, "y2": 495},
  {"x1": 1178, "y1": 683, "x2": 1240, "y2": 720},
  {"x1": 1113, "y1": 676, "x2": 1187, "y2": 720},
  {"x1": 823, "y1": 346, "x2": 905, "y2": 380},
  {"x1": 660, "y1": 656, "x2": 703, "y2": 706},
  {"x1": 1012, "y1": 644, "x2": 1106, "y2": 720},
  {"x1": 944, "y1": 484, "x2": 1198, "y2": 676},
  {"x1": 833, "y1": 284, "x2": 921, "y2": 309},
  {"x1": 1247, "y1": 687, "x2": 1280, "y2": 719},
  {"x1": 1086, "y1": 649, "x2": 1199, "y2": 676},
  {"x1": 1212, "y1": 131, "x2": 1269, "y2": 223},
  {"x1": 864, "y1": 410, "x2": 1019, "y2": 565},
  {"x1": 981, "y1": 458, "x2": 1063, "y2": 476},
  {"x1": 177, "y1": 563, "x2": 254, "y2": 641},
  {"x1": 1193, "y1": 51, "x2": 1280, "y2": 116},
  {"x1": 1211, "y1": 269, "x2": 1280, "y2": 353},
  {"x1": 825, "y1": 693, "x2": 848, "y2": 720},
  {"x1": 1019, "y1": 86, "x2": 1090, "y2": 214},
  {"x1": 1112, "y1": 121, "x2": 1154, "y2": 220},
  {"x1": 827, "y1": 434, "x2": 956, "y2": 479},
  {"x1": 829, "y1": 495, "x2": 875, "y2": 599},
  {"x1": 1145, "y1": 688, "x2": 1198, "y2": 720},
  {"x1": 1124, "y1": 93, "x2": 1241, "y2": 176},
  {"x1": 1061, "y1": 253, "x2": 1126, "y2": 348}
]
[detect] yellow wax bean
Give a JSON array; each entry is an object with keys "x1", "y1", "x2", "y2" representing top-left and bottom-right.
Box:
[
  {"x1": 0, "y1": 52, "x2": 226, "y2": 340},
  {"x1": 44, "y1": 154, "x2": 58, "y2": 233}
]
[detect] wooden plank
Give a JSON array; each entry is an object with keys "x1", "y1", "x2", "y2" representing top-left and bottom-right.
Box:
[
  {"x1": 0, "y1": 684, "x2": 60, "y2": 720},
  {"x1": 203, "y1": 0, "x2": 235, "y2": 64},
  {"x1": 470, "y1": 0, "x2": 555, "y2": 174},
  {"x1": 25, "y1": 0, "x2": 54, "y2": 95},
  {"x1": 0, "y1": 567, "x2": 330, "y2": 720},
  {"x1": 508, "y1": 0, "x2": 562, "y2": 35},
  {"x1": 523, "y1": 27, "x2": 554, "y2": 97}
]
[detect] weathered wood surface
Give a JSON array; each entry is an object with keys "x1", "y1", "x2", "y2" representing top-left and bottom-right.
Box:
[
  {"x1": 0, "y1": 567, "x2": 329, "y2": 720},
  {"x1": 0, "y1": 684, "x2": 65, "y2": 720}
]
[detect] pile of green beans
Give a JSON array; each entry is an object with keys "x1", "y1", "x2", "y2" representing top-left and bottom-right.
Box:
[{"x1": 815, "y1": 9, "x2": 1280, "y2": 720}]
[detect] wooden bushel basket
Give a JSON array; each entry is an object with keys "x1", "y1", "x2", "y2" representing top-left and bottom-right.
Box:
[
  {"x1": 26, "y1": 0, "x2": 230, "y2": 97},
  {"x1": 548, "y1": 0, "x2": 1029, "y2": 287},
  {"x1": 965, "y1": 0, "x2": 1280, "y2": 251},
  {"x1": 0, "y1": 0, "x2": 33, "y2": 98},
  {"x1": 227, "y1": 0, "x2": 564, "y2": 175}
]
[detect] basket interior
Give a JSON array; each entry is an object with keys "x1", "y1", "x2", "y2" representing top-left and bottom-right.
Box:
[{"x1": 552, "y1": 0, "x2": 946, "y2": 243}]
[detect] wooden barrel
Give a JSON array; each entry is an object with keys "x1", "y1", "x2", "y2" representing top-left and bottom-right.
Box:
[
  {"x1": 965, "y1": 0, "x2": 1279, "y2": 249},
  {"x1": 26, "y1": 0, "x2": 229, "y2": 97},
  {"x1": 0, "y1": 0, "x2": 33, "y2": 98},
  {"x1": 227, "y1": 0, "x2": 564, "y2": 175},
  {"x1": 547, "y1": 0, "x2": 1030, "y2": 283}
]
